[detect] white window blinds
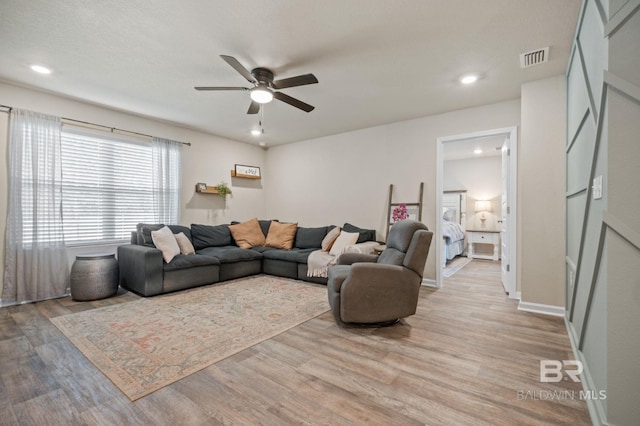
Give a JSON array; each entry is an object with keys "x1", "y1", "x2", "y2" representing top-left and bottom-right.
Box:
[{"x1": 60, "y1": 128, "x2": 179, "y2": 244}]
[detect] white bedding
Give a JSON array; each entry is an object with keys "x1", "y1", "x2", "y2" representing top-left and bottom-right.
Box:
[
  {"x1": 442, "y1": 220, "x2": 466, "y2": 266},
  {"x1": 443, "y1": 221, "x2": 465, "y2": 242}
]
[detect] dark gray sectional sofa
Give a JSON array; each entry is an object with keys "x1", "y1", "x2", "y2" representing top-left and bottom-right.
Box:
[{"x1": 117, "y1": 220, "x2": 376, "y2": 296}]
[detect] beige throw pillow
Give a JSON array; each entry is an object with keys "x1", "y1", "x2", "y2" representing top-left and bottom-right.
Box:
[
  {"x1": 175, "y1": 232, "x2": 195, "y2": 255},
  {"x1": 228, "y1": 218, "x2": 266, "y2": 249},
  {"x1": 321, "y1": 226, "x2": 341, "y2": 251},
  {"x1": 265, "y1": 221, "x2": 298, "y2": 250},
  {"x1": 329, "y1": 231, "x2": 360, "y2": 256},
  {"x1": 151, "y1": 226, "x2": 181, "y2": 263}
]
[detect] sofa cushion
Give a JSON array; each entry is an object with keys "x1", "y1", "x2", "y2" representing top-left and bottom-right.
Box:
[
  {"x1": 295, "y1": 226, "x2": 328, "y2": 249},
  {"x1": 151, "y1": 226, "x2": 181, "y2": 263},
  {"x1": 197, "y1": 246, "x2": 263, "y2": 263},
  {"x1": 343, "y1": 223, "x2": 376, "y2": 243},
  {"x1": 265, "y1": 221, "x2": 298, "y2": 249},
  {"x1": 191, "y1": 223, "x2": 233, "y2": 249},
  {"x1": 228, "y1": 218, "x2": 266, "y2": 248},
  {"x1": 262, "y1": 248, "x2": 316, "y2": 263},
  {"x1": 163, "y1": 254, "x2": 220, "y2": 272},
  {"x1": 168, "y1": 225, "x2": 191, "y2": 242},
  {"x1": 250, "y1": 246, "x2": 275, "y2": 253},
  {"x1": 137, "y1": 223, "x2": 164, "y2": 246}
]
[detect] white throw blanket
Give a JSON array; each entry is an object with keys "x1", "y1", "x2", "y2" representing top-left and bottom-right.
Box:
[{"x1": 307, "y1": 241, "x2": 381, "y2": 278}]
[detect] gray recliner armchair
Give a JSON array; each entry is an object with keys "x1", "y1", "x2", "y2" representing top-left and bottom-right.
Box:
[{"x1": 327, "y1": 219, "x2": 433, "y2": 325}]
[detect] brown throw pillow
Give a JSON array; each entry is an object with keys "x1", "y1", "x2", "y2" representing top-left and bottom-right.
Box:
[
  {"x1": 228, "y1": 218, "x2": 266, "y2": 249},
  {"x1": 265, "y1": 221, "x2": 298, "y2": 250}
]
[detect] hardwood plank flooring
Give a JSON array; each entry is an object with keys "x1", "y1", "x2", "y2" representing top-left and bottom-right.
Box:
[{"x1": 0, "y1": 260, "x2": 592, "y2": 425}]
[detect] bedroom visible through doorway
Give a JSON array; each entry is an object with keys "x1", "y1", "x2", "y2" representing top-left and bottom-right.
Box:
[{"x1": 435, "y1": 127, "x2": 518, "y2": 297}]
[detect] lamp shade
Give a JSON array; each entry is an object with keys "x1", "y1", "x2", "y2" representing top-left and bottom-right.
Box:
[{"x1": 475, "y1": 200, "x2": 492, "y2": 212}]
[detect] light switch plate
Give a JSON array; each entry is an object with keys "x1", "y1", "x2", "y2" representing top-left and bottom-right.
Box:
[{"x1": 593, "y1": 175, "x2": 603, "y2": 199}]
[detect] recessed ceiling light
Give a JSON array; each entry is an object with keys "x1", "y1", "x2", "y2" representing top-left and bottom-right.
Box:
[
  {"x1": 460, "y1": 74, "x2": 478, "y2": 85},
  {"x1": 250, "y1": 129, "x2": 262, "y2": 136},
  {"x1": 30, "y1": 65, "x2": 52, "y2": 74},
  {"x1": 474, "y1": 148, "x2": 483, "y2": 154}
]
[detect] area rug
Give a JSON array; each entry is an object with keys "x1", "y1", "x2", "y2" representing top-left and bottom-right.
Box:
[
  {"x1": 51, "y1": 275, "x2": 329, "y2": 401},
  {"x1": 442, "y1": 256, "x2": 472, "y2": 277}
]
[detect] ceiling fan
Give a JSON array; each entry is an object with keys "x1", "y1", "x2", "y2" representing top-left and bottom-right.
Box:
[{"x1": 195, "y1": 55, "x2": 318, "y2": 114}]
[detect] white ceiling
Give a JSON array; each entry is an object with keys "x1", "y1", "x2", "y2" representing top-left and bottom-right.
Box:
[
  {"x1": 0, "y1": 0, "x2": 581, "y2": 147},
  {"x1": 443, "y1": 135, "x2": 505, "y2": 161}
]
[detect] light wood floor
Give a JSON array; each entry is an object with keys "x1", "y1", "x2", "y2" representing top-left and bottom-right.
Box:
[{"x1": 0, "y1": 260, "x2": 592, "y2": 425}]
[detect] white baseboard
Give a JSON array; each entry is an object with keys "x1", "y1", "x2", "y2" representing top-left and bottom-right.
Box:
[
  {"x1": 511, "y1": 291, "x2": 522, "y2": 300},
  {"x1": 421, "y1": 278, "x2": 437, "y2": 287},
  {"x1": 517, "y1": 301, "x2": 565, "y2": 317}
]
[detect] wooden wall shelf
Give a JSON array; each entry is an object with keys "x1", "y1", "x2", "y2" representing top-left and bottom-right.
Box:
[
  {"x1": 231, "y1": 170, "x2": 261, "y2": 179},
  {"x1": 195, "y1": 184, "x2": 231, "y2": 195}
]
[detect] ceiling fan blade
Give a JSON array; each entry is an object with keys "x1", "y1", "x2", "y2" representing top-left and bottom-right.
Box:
[
  {"x1": 247, "y1": 101, "x2": 260, "y2": 114},
  {"x1": 273, "y1": 91, "x2": 315, "y2": 112},
  {"x1": 194, "y1": 86, "x2": 248, "y2": 91},
  {"x1": 272, "y1": 73, "x2": 318, "y2": 89},
  {"x1": 220, "y1": 55, "x2": 256, "y2": 83}
]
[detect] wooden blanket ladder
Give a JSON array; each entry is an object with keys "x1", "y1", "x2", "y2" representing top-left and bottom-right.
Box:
[{"x1": 386, "y1": 182, "x2": 424, "y2": 238}]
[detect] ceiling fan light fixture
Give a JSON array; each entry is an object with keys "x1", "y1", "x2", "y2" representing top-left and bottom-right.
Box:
[
  {"x1": 250, "y1": 129, "x2": 262, "y2": 136},
  {"x1": 250, "y1": 86, "x2": 274, "y2": 104},
  {"x1": 460, "y1": 74, "x2": 478, "y2": 85}
]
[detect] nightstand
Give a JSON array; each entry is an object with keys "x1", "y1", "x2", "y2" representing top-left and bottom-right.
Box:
[{"x1": 466, "y1": 230, "x2": 500, "y2": 261}]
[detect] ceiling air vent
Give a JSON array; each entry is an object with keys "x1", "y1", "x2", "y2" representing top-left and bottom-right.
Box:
[{"x1": 520, "y1": 47, "x2": 549, "y2": 68}]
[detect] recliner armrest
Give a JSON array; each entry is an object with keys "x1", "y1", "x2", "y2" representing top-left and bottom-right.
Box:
[
  {"x1": 117, "y1": 244, "x2": 164, "y2": 296},
  {"x1": 340, "y1": 263, "x2": 422, "y2": 323},
  {"x1": 337, "y1": 253, "x2": 378, "y2": 265}
]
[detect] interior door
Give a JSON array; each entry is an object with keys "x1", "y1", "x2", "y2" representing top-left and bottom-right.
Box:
[{"x1": 500, "y1": 136, "x2": 510, "y2": 294}]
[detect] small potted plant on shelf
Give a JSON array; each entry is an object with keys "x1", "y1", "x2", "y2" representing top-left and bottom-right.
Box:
[{"x1": 215, "y1": 181, "x2": 232, "y2": 199}]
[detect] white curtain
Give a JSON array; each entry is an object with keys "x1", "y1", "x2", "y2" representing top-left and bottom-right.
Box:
[
  {"x1": 3, "y1": 109, "x2": 69, "y2": 303},
  {"x1": 151, "y1": 137, "x2": 182, "y2": 224}
]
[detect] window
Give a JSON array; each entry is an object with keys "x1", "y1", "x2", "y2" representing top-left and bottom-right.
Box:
[{"x1": 60, "y1": 128, "x2": 180, "y2": 245}]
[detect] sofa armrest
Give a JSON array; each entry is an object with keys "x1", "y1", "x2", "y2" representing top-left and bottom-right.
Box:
[
  {"x1": 117, "y1": 244, "x2": 164, "y2": 296},
  {"x1": 337, "y1": 253, "x2": 378, "y2": 265}
]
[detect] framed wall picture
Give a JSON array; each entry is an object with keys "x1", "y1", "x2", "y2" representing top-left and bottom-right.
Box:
[
  {"x1": 197, "y1": 182, "x2": 207, "y2": 191},
  {"x1": 234, "y1": 164, "x2": 261, "y2": 178}
]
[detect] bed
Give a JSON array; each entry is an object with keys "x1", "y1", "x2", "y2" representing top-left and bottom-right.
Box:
[{"x1": 442, "y1": 190, "x2": 467, "y2": 267}]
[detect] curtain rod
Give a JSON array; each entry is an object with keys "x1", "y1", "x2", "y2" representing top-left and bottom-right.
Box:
[{"x1": 0, "y1": 103, "x2": 191, "y2": 146}]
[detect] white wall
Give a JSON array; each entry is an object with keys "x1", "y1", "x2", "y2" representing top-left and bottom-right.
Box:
[
  {"x1": 265, "y1": 99, "x2": 521, "y2": 280},
  {"x1": 519, "y1": 75, "x2": 566, "y2": 307},
  {"x1": 444, "y1": 156, "x2": 502, "y2": 232},
  {"x1": 0, "y1": 82, "x2": 267, "y2": 296}
]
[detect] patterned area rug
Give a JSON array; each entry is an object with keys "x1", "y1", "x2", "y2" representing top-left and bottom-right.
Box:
[
  {"x1": 443, "y1": 256, "x2": 472, "y2": 277},
  {"x1": 51, "y1": 275, "x2": 329, "y2": 401}
]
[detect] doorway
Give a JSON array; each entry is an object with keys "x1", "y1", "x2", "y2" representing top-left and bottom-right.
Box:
[{"x1": 435, "y1": 127, "x2": 518, "y2": 298}]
